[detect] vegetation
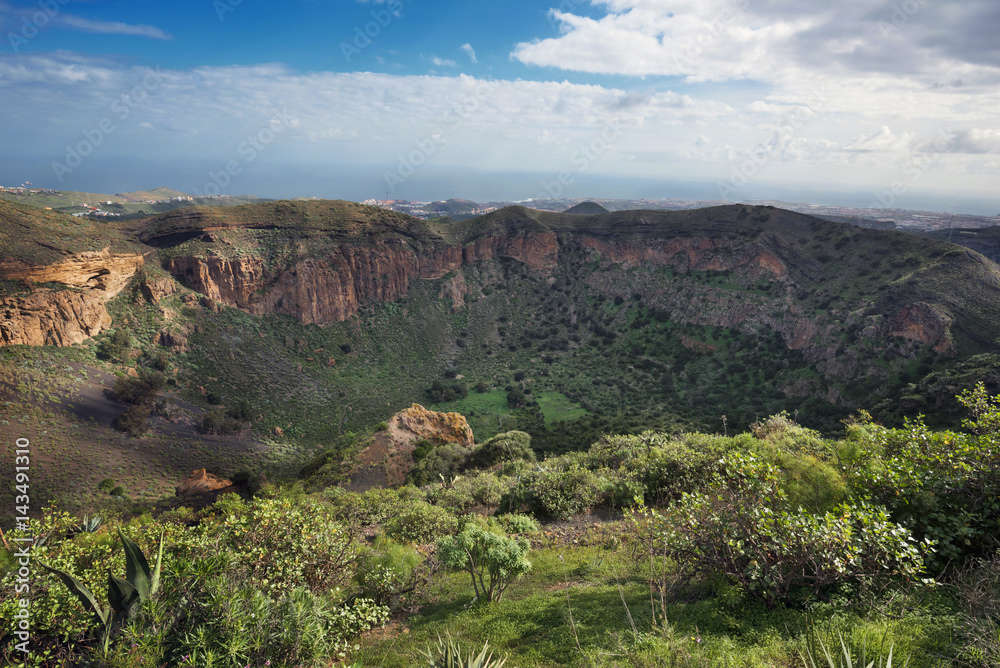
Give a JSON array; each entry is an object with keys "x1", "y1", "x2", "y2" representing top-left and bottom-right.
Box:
[
  {"x1": 7, "y1": 199, "x2": 1000, "y2": 666},
  {"x1": 5, "y1": 388, "x2": 1000, "y2": 665}
]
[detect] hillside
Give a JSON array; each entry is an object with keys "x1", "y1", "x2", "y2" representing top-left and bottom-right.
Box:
[
  {"x1": 3, "y1": 198, "x2": 1000, "y2": 514},
  {"x1": 919, "y1": 226, "x2": 1000, "y2": 265},
  {"x1": 563, "y1": 201, "x2": 610, "y2": 214}
]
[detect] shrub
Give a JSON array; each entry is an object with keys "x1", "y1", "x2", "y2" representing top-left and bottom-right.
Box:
[
  {"x1": 356, "y1": 536, "x2": 428, "y2": 608},
  {"x1": 437, "y1": 525, "x2": 531, "y2": 603},
  {"x1": 374, "y1": 421, "x2": 389, "y2": 432},
  {"x1": 470, "y1": 430, "x2": 535, "y2": 469},
  {"x1": 384, "y1": 500, "x2": 459, "y2": 544},
  {"x1": 97, "y1": 478, "x2": 116, "y2": 493},
  {"x1": 515, "y1": 465, "x2": 602, "y2": 520},
  {"x1": 198, "y1": 408, "x2": 243, "y2": 435},
  {"x1": 506, "y1": 387, "x2": 526, "y2": 408},
  {"x1": 408, "y1": 442, "x2": 470, "y2": 486},
  {"x1": 327, "y1": 487, "x2": 407, "y2": 528},
  {"x1": 113, "y1": 403, "x2": 151, "y2": 437},
  {"x1": 846, "y1": 414, "x2": 1000, "y2": 570},
  {"x1": 636, "y1": 453, "x2": 927, "y2": 607},
  {"x1": 111, "y1": 370, "x2": 165, "y2": 405},
  {"x1": 96, "y1": 328, "x2": 131, "y2": 361},
  {"x1": 493, "y1": 513, "x2": 540, "y2": 534}
]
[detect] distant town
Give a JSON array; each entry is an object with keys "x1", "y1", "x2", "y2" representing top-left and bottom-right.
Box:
[
  {"x1": 3, "y1": 184, "x2": 998, "y2": 231},
  {"x1": 363, "y1": 195, "x2": 1000, "y2": 231}
]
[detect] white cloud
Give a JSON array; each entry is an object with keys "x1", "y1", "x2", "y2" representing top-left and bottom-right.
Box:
[
  {"x1": 842, "y1": 126, "x2": 913, "y2": 153},
  {"x1": 460, "y1": 43, "x2": 478, "y2": 64},
  {"x1": 431, "y1": 56, "x2": 457, "y2": 68},
  {"x1": 1, "y1": 50, "x2": 998, "y2": 198},
  {"x1": 57, "y1": 15, "x2": 171, "y2": 40}
]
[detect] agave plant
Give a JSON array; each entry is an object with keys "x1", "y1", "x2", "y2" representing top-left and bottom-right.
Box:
[
  {"x1": 799, "y1": 631, "x2": 909, "y2": 668},
  {"x1": 422, "y1": 634, "x2": 507, "y2": 668},
  {"x1": 68, "y1": 515, "x2": 103, "y2": 536},
  {"x1": 41, "y1": 527, "x2": 164, "y2": 654}
]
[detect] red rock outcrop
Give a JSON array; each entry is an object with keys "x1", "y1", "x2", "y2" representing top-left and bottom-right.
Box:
[
  {"x1": 166, "y1": 230, "x2": 558, "y2": 325},
  {"x1": 176, "y1": 468, "x2": 233, "y2": 495},
  {"x1": 348, "y1": 404, "x2": 475, "y2": 489},
  {"x1": 0, "y1": 250, "x2": 144, "y2": 346},
  {"x1": 887, "y1": 302, "x2": 954, "y2": 354}
]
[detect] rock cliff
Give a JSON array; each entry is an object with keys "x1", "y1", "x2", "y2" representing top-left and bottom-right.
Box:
[{"x1": 1, "y1": 249, "x2": 145, "y2": 346}]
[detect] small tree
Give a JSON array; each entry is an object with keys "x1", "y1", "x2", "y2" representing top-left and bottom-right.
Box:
[
  {"x1": 437, "y1": 525, "x2": 531, "y2": 603},
  {"x1": 506, "y1": 387, "x2": 525, "y2": 409}
]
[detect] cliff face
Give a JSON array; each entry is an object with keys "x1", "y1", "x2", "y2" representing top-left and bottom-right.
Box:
[
  {"x1": 165, "y1": 231, "x2": 558, "y2": 325},
  {"x1": 0, "y1": 250, "x2": 145, "y2": 346}
]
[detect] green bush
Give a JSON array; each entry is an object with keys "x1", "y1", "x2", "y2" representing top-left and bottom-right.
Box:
[
  {"x1": 97, "y1": 478, "x2": 116, "y2": 493},
  {"x1": 638, "y1": 452, "x2": 927, "y2": 607},
  {"x1": 493, "y1": 513, "x2": 540, "y2": 534},
  {"x1": 408, "y1": 442, "x2": 470, "y2": 487},
  {"x1": 512, "y1": 465, "x2": 602, "y2": 520},
  {"x1": 113, "y1": 403, "x2": 151, "y2": 437},
  {"x1": 356, "y1": 536, "x2": 426, "y2": 608},
  {"x1": 326, "y1": 487, "x2": 408, "y2": 528},
  {"x1": 846, "y1": 414, "x2": 1000, "y2": 570},
  {"x1": 437, "y1": 525, "x2": 531, "y2": 603},
  {"x1": 384, "y1": 500, "x2": 459, "y2": 544},
  {"x1": 111, "y1": 370, "x2": 165, "y2": 405},
  {"x1": 96, "y1": 328, "x2": 131, "y2": 362},
  {"x1": 470, "y1": 431, "x2": 535, "y2": 469},
  {"x1": 198, "y1": 408, "x2": 244, "y2": 435}
]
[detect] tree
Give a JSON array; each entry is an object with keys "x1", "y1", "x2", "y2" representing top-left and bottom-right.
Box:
[
  {"x1": 506, "y1": 387, "x2": 525, "y2": 409},
  {"x1": 437, "y1": 525, "x2": 531, "y2": 603}
]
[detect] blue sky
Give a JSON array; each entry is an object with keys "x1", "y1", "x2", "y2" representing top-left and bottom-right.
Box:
[{"x1": 1, "y1": 0, "x2": 999, "y2": 212}]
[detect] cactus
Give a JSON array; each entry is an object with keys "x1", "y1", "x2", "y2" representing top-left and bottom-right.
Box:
[{"x1": 41, "y1": 527, "x2": 163, "y2": 654}]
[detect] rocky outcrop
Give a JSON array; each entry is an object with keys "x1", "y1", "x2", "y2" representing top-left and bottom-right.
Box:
[
  {"x1": 388, "y1": 403, "x2": 475, "y2": 448},
  {"x1": 578, "y1": 236, "x2": 787, "y2": 278},
  {"x1": 0, "y1": 250, "x2": 144, "y2": 347},
  {"x1": 886, "y1": 302, "x2": 954, "y2": 354},
  {"x1": 349, "y1": 404, "x2": 475, "y2": 489},
  {"x1": 166, "y1": 230, "x2": 558, "y2": 325},
  {"x1": 176, "y1": 468, "x2": 233, "y2": 495}
]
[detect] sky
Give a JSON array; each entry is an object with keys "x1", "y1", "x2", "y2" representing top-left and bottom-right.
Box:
[{"x1": 1, "y1": 0, "x2": 999, "y2": 213}]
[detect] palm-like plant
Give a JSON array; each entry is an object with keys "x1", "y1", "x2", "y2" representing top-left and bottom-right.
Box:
[
  {"x1": 799, "y1": 632, "x2": 909, "y2": 668},
  {"x1": 41, "y1": 527, "x2": 163, "y2": 654},
  {"x1": 422, "y1": 634, "x2": 507, "y2": 668}
]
